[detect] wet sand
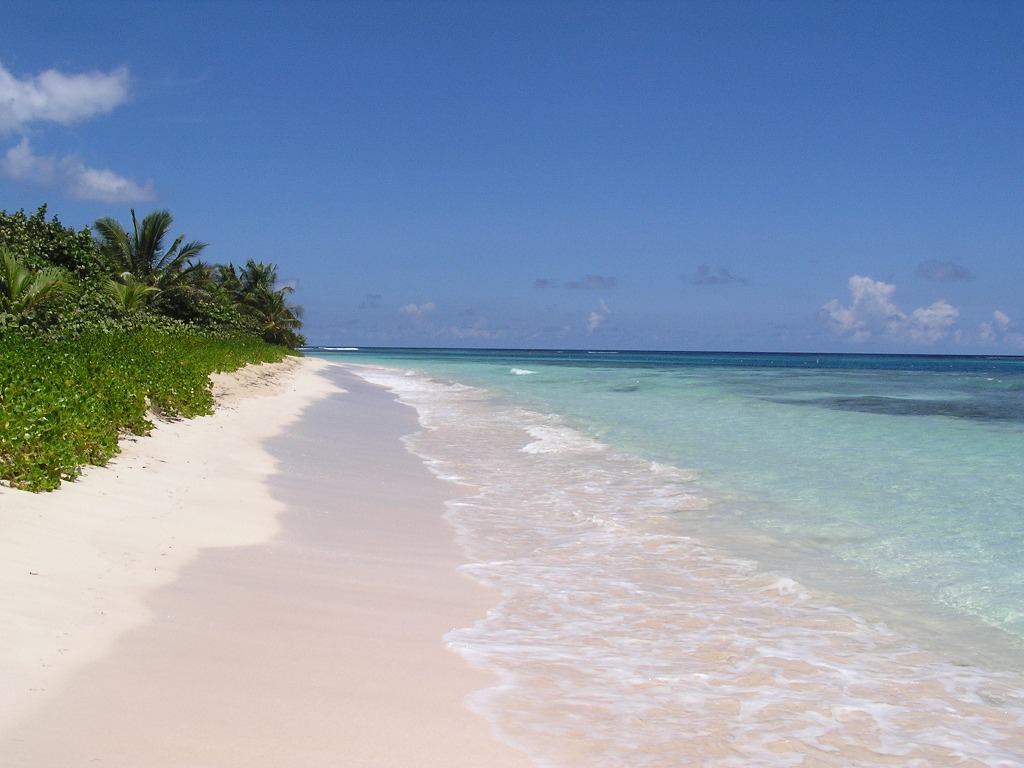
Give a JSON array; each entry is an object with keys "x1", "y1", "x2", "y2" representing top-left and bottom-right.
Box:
[{"x1": 0, "y1": 360, "x2": 528, "y2": 767}]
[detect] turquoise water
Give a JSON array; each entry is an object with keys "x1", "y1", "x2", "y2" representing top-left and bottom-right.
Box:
[{"x1": 314, "y1": 348, "x2": 1024, "y2": 766}]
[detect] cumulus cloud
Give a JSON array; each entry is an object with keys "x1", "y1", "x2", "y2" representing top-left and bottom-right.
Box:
[
  {"x1": 916, "y1": 259, "x2": 975, "y2": 282},
  {"x1": 821, "y1": 275, "x2": 959, "y2": 345},
  {"x1": 566, "y1": 275, "x2": 618, "y2": 290},
  {"x1": 587, "y1": 298, "x2": 611, "y2": 333},
  {"x1": 2, "y1": 137, "x2": 155, "y2": 202},
  {"x1": 687, "y1": 264, "x2": 748, "y2": 286},
  {"x1": 0, "y1": 63, "x2": 129, "y2": 132},
  {"x1": 534, "y1": 278, "x2": 557, "y2": 289},
  {"x1": 906, "y1": 301, "x2": 960, "y2": 344},
  {"x1": 2, "y1": 137, "x2": 56, "y2": 183},
  {"x1": 980, "y1": 310, "x2": 1024, "y2": 346},
  {"x1": 0, "y1": 63, "x2": 153, "y2": 201},
  {"x1": 399, "y1": 302, "x2": 436, "y2": 317},
  {"x1": 67, "y1": 165, "x2": 155, "y2": 202}
]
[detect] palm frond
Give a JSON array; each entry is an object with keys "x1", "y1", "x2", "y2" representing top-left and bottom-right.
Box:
[{"x1": 0, "y1": 247, "x2": 75, "y2": 315}]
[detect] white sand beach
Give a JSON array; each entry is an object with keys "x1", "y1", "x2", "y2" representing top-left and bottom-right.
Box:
[{"x1": 0, "y1": 358, "x2": 528, "y2": 767}]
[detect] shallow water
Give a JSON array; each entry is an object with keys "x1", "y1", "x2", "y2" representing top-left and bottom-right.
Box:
[{"x1": 315, "y1": 349, "x2": 1024, "y2": 766}]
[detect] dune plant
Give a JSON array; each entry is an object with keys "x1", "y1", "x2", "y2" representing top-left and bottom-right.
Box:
[{"x1": 0, "y1": 330, "x2": 291, "y2": 491}]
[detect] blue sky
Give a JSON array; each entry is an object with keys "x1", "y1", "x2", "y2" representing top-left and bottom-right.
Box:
[{"x1": 2, "y1": 1, "x2": 1023, "y2": 352}]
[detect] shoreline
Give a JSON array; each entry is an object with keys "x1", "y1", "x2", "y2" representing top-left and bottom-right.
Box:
[
  {"x1": 344, "y1": 357, "x2": 1024, "y2": 766},
  {"x1": 0, "y1": 359, "x2": 528, "y2": 766}
]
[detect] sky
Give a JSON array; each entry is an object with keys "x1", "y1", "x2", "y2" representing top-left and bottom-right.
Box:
[{"x1": 2, "y1": 0, "x2": 1023, "y2": 352}]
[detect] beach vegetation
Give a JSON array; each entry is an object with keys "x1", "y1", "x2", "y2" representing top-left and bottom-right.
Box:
[
  {"x1": 0, "y1": 246, "x2": 77, "y2": 324},
  {"x1": 0, "y1": 330, "x2": 289, "y2": 491},
  {"x1": 0, "y1": 204, "x2": 307, "y2": 491},
  {"x1": 243, "y1": 282, "x2": 305, "y2": 348},
  {"x1": 222, "y1": 260, "x2": 306, "y2": 347},
  {"x1": 238, "y1": 259, "x2": 280, "y2": 295},
  {"x1": 93, "y1": 208, "x2": 215, "y2": 324},
  {"x1": 93, "y1": 208, "x2": 208, "y2": 294},
  {"x1": 104, "y1": 273, "x2": 161, "y2": 314}
]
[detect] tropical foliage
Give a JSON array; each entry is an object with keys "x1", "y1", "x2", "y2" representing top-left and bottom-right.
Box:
[
  {"x1": 94, "y1": 209, "x2": 208, "y2": 290},
  {"x1": 104, "y1": 273, "x2": 160, "y2": 314},
  {"x1": 0, "y1": 246, "x2": 76, "y2": 321},
  {"x1": 243, "y1": 282, "x2": 305, "y2": 347},
  {"x1": 225, "y1": 259, "x2": 305, "y2": 347},
  {"x1": 0, "y1": 204, "x2": 307, "y2": 491},
  {"x1": 0, "y1": 330, "x2": 289, "y2": 491}
]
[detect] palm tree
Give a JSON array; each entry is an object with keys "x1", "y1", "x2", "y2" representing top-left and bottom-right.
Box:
[
  {"x1": 238, "y1": 260, "x2": 280, "y2": 296},
  {"x1": 211, "y1": 263, "x2": 242, "y2": 298},
  {"x1": 93, "y1": 209, "x2": 208, "y2": 293},
  {"x1": 104, "y1": 273, "x2": 161, "y2": 314},
  {"x1": 0, "y1": 246, "x2": 75, "y2": 318},
  {"x1": 217, "y1": 258, "x2": 305, "y2": 346},
  {"x1": 243, "y1": 286, "x2": 305, "y2": 348}
]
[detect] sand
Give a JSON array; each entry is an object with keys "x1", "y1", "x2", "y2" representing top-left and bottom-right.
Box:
[{"x1": 0, "y1": 358, "x2": 529, "y2": 767}]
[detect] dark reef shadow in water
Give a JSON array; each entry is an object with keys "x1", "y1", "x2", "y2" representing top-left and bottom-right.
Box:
[{"x1": 767, "y1": 395, "x2": 1024, "y2": 422}]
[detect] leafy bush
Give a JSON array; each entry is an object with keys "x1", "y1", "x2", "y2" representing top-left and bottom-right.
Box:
[
  {"x1": 0, "y1": 205, "x2": 106, "y2": 277},
  {"x1": 0, "y1": 329, "x2": 291, "y2": 491}
]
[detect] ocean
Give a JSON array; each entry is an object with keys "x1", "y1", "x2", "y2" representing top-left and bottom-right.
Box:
[{"x1": 312, "y1": 348, "x2": 1024, "y2": 766}]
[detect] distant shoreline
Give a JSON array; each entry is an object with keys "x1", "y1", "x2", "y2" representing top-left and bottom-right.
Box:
[{"x1": 303, "y1": 344, "x2": 1024, "y2": 364}]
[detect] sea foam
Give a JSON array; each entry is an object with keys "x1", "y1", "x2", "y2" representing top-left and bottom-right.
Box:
[{"x1": 353, "y1": 364, "x2": 1024, "y2": 767}]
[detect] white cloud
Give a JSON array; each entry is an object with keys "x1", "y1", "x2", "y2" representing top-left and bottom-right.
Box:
[
  {"x1": 67, "y1": 165, "x2": 156, "y2": 202},
  {"x1": 821, "y1": 276, "x2": 900, "y2": 342},
  {"x1": 399, "y1": 302, "x2": 436, "y2": 317},
  {"x1": 0, "y1": 63, "x2": 129, "y2": 132},
  {"x1": 0, "y1": 62, "x2": 152, "y2": 201},
  {"x1": 2, "y1": 136, "x2": 56, "y2": 183},
  {"x1": 821, "y1": 275, "x2": 959, "y2": 345},
  {"x1": 588, "y1": 298, "x2": 611, "y2": 333},
  {"x1": 907, "y1": 300, "x2": 959, "y2": 344},
  {"x1": 980, "y1": 310, "x2": 1024, "y2": 346},
  {"x1": 2, "y1": 137, "x2": 155, "y2": 202}
]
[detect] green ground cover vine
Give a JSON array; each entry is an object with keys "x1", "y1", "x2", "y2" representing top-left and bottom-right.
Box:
[{"x1": 0, "y1": 330, "x2": 290, "y2": 491}]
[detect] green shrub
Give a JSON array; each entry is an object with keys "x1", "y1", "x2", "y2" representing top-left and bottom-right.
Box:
[{"x1": 0, "y1": 329, "x2": 291, "y2": 491}]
